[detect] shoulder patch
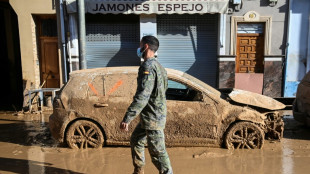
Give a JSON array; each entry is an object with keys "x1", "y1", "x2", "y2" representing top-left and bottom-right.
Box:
[{"x1": 144, "y1": 71, "x2": 150, "y2": 75}]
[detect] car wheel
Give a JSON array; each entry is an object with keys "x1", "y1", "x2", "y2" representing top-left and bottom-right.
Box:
[
  {"x1": 66, "y1": 120, "x2": 104, "y2": 149},
  {"x1": 225, "y1": 122, "x2": 264, "y2": 149}
]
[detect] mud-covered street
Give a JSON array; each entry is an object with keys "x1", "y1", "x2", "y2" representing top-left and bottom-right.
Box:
[{"x1": 0, "y1": 111, "x2": 310, "y2": 174}]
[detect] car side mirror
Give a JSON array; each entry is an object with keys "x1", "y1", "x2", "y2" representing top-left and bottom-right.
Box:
[{"x1": 194, "y1": 91, "x2": 203, "y2": 101}]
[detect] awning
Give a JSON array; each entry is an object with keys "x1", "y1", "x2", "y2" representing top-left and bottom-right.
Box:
[{"x1": 65, "y1": 0, "x2": 229, "y2": 14}]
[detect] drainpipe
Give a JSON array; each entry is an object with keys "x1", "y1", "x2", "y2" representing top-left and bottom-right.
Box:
[
  {"x1": 283, "y1": 0, "x2": 292, "y2": 97},
  {"x1": 77, "y1": 0, "x2": 87, "y2": 69},
  {"x1": 307, "y1": 10, "x2": 310, "y2": 72},
  {"x1": 56, "y1": 0, "x2": 68, "y2": 83}
]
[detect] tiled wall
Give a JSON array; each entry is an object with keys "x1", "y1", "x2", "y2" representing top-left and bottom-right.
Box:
[{"x1": 218, "y1": 56, "x2": 283, "y2": 97}]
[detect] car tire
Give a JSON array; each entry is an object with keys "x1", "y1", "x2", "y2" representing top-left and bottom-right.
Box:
[
  {"x1": 225, "y1": 121, "x2": 264, "y2": 149},
  {"x1": 66, "y1": 120, "x2": 104, "y2": 149}
]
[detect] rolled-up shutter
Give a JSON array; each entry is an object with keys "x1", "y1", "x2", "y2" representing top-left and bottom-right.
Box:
[
  {"x1": 85, "y1": 14, "x2": 140, "y2": 68},
  {"x1": 157, "y1": 14, "x2": 218, "y2": 87}
]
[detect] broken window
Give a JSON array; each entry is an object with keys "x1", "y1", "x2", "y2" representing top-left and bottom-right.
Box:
[{"x1": 166, "y1": 79, "x2": 203, "y2": 101}]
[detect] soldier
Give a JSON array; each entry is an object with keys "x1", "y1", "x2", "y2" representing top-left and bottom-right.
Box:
[{"x1": 120, "y1": 36, "x2": 173, "y2": 174}]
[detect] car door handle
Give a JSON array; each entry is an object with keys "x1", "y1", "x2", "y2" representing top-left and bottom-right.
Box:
[{"x1": 94, "y1": 103, "x2": 109, "y2": 107}]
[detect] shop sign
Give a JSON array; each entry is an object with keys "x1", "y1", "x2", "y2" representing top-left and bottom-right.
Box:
[{"x1": 66, "y1": 0, "x2": 229, "y2": 14}]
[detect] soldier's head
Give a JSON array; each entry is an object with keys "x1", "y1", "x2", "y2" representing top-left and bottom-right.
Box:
[{"x1": 137, "y1": 36, "x2": 159, "y2": 59}]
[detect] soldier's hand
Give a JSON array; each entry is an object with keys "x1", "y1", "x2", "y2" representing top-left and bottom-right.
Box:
[{"x1": 120, "y1": 122, "x2": 129, "y2": 131}]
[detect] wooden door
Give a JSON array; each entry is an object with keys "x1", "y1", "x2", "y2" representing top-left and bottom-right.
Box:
[
  {"x1": 36, "y1": 15, "x2": 60, "y2": 89},
  {"x1": 40, "y1": 37, "x2": 60, "y2": 88},
  {"x1": 236, "y1": 33, "x2": 264, "y2": 73}
]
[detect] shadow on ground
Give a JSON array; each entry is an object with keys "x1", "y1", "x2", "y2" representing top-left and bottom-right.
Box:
[
  {"x1": 283, "y1": 115, "x2": 310, "y2": 140},
  {"x1": 0, "y1": 157, "x2": 82, "y2": 174},
  {"x1": 0, "y1": 116, "x2": 58, "y2": 147}
]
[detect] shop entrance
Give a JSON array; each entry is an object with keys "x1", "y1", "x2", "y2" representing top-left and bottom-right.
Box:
[
  {"x1": 157, "y1": 14, "x2": 219, "y2": 87},
  {"x1": 36, "y1": 15, "x2": 60, "y2": 89},
  {"x1": 85, "y1": 14, "x2": 140, "y2": 68}
]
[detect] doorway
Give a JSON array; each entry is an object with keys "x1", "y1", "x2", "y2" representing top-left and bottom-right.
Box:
[
  {"x1": 0, "y1": 2, "x2": 23, "y2": 110},
  {"x1": 236, "y1": 23, "x2": 264, "y2": 73},
  {"x1": 235, "y1": 23, "x2": 265, "y2": 94},
  {"x1": 35, "y1": 15, "x2": 60, "y2": 89}
]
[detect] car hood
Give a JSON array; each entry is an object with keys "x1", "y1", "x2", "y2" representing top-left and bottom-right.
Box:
[{"x1": 228, "y1": 89, "x2": 286, "y2": 110}]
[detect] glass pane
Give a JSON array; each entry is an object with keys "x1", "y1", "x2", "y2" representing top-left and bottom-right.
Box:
[
  {"x1": 237, "y1": 23, "x2": 264, "y2": 34},
  {"x1": 41, "y1": 19, "x2": 58, "y2": 37},
  {"x1": 166, "y1": 79, "x2": 203, "y2": 101},
  {"x1": 168, "y1": 80, "x2": 187, "y2": 89}
]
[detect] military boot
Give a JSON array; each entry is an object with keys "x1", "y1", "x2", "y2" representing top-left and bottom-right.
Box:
[{"x1": 133, "y1": 167, "x2": 144, "y2": 174}]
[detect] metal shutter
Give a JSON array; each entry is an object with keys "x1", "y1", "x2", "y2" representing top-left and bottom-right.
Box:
[
  {"x1": 157, "y1": 14, "x2": 218, "y2": 87},
  {"x1": 85, "y1": 14, "x2": 140, "y2": 69}
]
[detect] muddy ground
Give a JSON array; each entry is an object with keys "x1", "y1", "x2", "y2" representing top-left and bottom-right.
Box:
[{"x1": 0, "y1": 111, "x2": 310, "y2": 174}]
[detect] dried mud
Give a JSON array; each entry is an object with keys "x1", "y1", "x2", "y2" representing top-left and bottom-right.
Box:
[
  {"x1": 296, "y1": 71, "x2": 310, "y2": 116},
  {"x1": 55, "y1": 67, "x2": 279, "y2": 148},
  {"x1": 1, "y1": 111, "x2": 310, "y2": 174},
  {"x1": 228, "y1": 89, "x2": 286, "y2": 110}
]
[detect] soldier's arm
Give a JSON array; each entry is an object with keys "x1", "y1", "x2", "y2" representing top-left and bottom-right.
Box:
[{"x1": 122, "y1": 66, "x2": 155, "y2": 124}]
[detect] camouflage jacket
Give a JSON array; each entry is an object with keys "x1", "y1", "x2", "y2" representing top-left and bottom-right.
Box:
[{"x1": 122, "y1": 57, "x2": 168, "y2": 130}]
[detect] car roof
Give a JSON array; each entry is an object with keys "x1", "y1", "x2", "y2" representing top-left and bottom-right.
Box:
[{"x1": 69, "y1": 66, "x2": 221, "y2": 97}]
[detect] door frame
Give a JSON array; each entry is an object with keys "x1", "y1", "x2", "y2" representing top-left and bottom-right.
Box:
[
  {"x1": 230, "y1": 11, "x2": 272, "y2": 56},
  {"x1": 34, "y1": 15, "x2": 60, "y2": 88}
]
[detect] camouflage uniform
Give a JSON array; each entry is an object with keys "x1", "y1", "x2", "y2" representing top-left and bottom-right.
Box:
[{"x1": 122, "y1": 57, "x2": 173, "y2": 174}]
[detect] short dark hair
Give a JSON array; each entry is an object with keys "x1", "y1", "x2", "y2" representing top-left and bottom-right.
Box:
[{"x1": 141, "y1": 35, "x2": 159, "y2": 52}]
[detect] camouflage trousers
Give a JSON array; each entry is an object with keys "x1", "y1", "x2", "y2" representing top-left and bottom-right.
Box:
[{"x1": 130, "y1": 124, "x2": 173, "y2": 174}]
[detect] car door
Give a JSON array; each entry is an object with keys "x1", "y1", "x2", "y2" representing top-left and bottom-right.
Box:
[
  {"x1": 89, "y1": 72, "x2": 139, "y2": 142},
  {"x1": 165, "y1": 79, "x2": 219, "y2": 146}
]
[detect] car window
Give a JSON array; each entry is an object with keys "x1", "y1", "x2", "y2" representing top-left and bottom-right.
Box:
[
  {"x1": 168, "y1": 80, "x2": 187, "y2": 89},
  {"x1": 166, "y1": 79, "x2": 203, "y2": 101}
]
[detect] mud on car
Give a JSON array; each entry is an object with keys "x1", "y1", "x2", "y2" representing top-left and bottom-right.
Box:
[
  {"x1": 293, "y1": 70, "x2": 310, "y2": 126},
  {"x1": 49, "y1": 67, "x2": 285, "y2": 150}
]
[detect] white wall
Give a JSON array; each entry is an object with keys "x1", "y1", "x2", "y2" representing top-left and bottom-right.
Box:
[{"x1": 285, "y1": 0, "x2": 310, "y2": 97}]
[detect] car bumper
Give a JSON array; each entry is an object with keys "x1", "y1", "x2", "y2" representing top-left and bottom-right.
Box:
[
  {"x1": 293, "y1": 111, "x2": 310, "y2": 127},
  {"x1": 49, "y1": 107, "x2": 69, "y2": 143},
  {"x1": 264, "y1": 112, "x2": 284, "y2": 140},
  {"x1": 293, "y1": 99, "x2": 310, "y2": 126}
]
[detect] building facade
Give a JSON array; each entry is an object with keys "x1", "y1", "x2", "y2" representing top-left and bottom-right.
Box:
[
  {"x1": 284, "y1": 0, "x2": 310, "y2": 97},
  {"x1": 2, "y1": 0, "x2": 63, "y2": 110},
  {"x1": 65, "y1": 0, "x2": 229, "y2": 88},
  {"x1": 63, "y1": 0, "x2": 288, "y2": 98},
  {"x1": 221, "y1": 0, "x2": 288, "y2": 98},
  {"x1": 0, "y1": 0, "x2": 23, "y2": 110},
  {"x1": 2, "y1": 0, "x2": 295, "y2": 110}
]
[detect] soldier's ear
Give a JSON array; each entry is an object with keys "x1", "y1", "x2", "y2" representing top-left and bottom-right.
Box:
[{"x1": 144, "y1": 44, "x2": 149, "y2": 51}]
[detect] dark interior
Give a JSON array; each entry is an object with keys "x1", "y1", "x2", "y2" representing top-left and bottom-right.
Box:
[{"x1": 166, "y1": 87, "x2": 202, "y2": 101}]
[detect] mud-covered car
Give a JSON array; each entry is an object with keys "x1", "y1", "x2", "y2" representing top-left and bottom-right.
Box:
[
  {"x1": 293, "y1": 71, "x2": 310, "y2": 126},
  {"x1": 49, "y1": 67, "x2": 285, "y2": 150}
]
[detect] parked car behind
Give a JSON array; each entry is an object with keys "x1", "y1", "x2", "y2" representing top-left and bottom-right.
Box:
[
  {"x1": 49, "y1": 67, "x2": 285, "y2": 150},
  {"x1": 293, "y1": 71, "x2": 310, "y2": 126}
]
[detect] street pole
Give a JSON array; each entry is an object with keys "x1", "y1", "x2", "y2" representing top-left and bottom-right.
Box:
[
  {"x1": 56, "y1": 0, "x2": 68, "y2": 83},
  {"x1": 77, "y1": 0, "x2": 87, "y2": 69}
]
